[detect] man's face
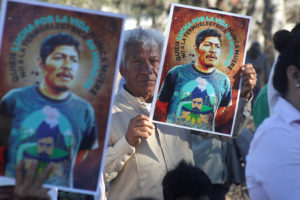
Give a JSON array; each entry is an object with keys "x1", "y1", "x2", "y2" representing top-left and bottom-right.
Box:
[
  {"x1": 192, "y1": 97, "x2": 203, "y2": 110},
  {"x1": 195, "y1": 36, "x2": 221, "y2": 68},
  {"x1": 37, "y1": 136, "x2": 54, "y2": 158},
  {"x1": 41, "y1": 45, "x2": 79, "y2": 91},
  {"x1": 121, "y1": 42, "x2": 161, "y2": 102}
]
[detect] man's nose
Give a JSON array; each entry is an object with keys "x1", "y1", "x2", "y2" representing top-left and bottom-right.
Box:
[
  {"x1": 141, "y1": 61, "x2": 153, "y2": 74},
  {"x1": 210, "y1": 45, "x2": 217, "y2": 52},
  {"x1": 62, "y1": 57, "x2": 72, "y2": 69}
]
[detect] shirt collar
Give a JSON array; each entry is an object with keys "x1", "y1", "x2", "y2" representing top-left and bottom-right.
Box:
[
  {"x1": 119, "y1": 87, "x2": 151, "y2": 113},
  {"x1": 274, "y1": 97, "x2": 300, "y2": 124}
]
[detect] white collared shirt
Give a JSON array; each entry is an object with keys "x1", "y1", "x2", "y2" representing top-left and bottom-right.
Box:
[
  {"x1": 104, "y1": 88, "x2": 194, "y2": 200},
  {"x1": 246, "y1": 97, "x2": 300, "y2": 200}
]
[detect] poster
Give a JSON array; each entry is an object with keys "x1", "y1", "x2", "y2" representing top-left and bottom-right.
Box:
[
  {"x1": 150, "y1": 4, "x2": 251, "y2": 137},
  {"x1": 0, "y1": 0, "x2": 124, "y2": 195}
]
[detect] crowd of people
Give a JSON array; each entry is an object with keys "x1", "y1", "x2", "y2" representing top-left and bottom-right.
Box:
[{"x1": 0, "y1": 6, "x2": 300, "y2": 200}]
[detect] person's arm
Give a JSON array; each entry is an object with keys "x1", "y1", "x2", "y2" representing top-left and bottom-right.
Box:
[
  {"x1": 230, "y1": 64, "x2": 257, "y2": 138},
  {"x1": 233, "y1": 63, "x2": 257, "y2": 132},
  {"x1": 104, "y1": 114, "x2": 154, "y2": 182},
  {"x1": 73, "y1": 106, "x2": 99, "y2": 188},
  {"x1": 154, "y1": 69, "x2": 177, "y2": 121}
]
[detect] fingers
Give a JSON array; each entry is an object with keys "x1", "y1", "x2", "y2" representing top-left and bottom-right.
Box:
[
  {"x1": 33, "y1": 163, "x2": 53, "y2": 188},
  {"x1": 130, "y1": 114, "x2": 154, "y2": 130},
  {"x1": 241, "y1": 64, "x2": 257, "y2": 79},
  {"x1": 39, "y1": 189, "x2": 51, "y2": 200},
  {"x1": 240, "y1": 63, "x2": 257, "y2": 99},
  {"x1": 14, "y1": 160, "x2": 51, "y2": 200},
  {"x1": 126, "y1": 114, "x2": 155, "y2": 146},
  {"x1": 134, "y1": 126, "x2": 153, "y2": 137},
  {"x1": 23, "y1": 160, "x2": 38, "y2": 188},
  {"x1": 133, "y1": 119, "x2": 154, "y2": 130},
  {"x1": 15, "y1": 161, "x2": 24, "y2": 187}
]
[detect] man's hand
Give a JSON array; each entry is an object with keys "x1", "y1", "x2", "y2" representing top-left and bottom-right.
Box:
[
  {"x1": 240, "y1": 63, "x2": 257, "y2": 99},
  {"x1": 14, "y1": 160, "x2": 53, "y2": 200},
  {"x1": 125, "y1": 114, "x2": 154, "y2": 146}
]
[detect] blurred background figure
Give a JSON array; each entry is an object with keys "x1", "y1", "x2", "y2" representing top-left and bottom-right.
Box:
[
  {"x1": 162, "y1": 160, "x2": 212, "y2": 200},
  {"x1": 246, "y1": 41, "x2": 270, "y2": 100}
]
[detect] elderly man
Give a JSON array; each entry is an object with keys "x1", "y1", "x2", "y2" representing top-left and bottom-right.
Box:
[
  {"x1": 104, "y1": 28, "x2": 194, "y2": 200},
  {"x1": 104, "y1": 27, "x2": 256, "y2": 200}
]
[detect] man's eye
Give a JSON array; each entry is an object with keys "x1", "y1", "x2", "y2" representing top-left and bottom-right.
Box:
[
  {"x1": 151, "y1": 59, "x2": 160, "y2": 64},
  {"x1": 133, "y1": 60, "x2": 142, "y2": 64},
  {"x1": 53, "y1": 56, "x2": 63, "y2": 60},
  {"x1": 71, "y1": 57, "x2": 79, "y2": 63}
]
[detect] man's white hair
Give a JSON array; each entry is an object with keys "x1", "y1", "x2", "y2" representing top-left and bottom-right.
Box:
[{"x1": 121, "y1": 27, "x2": 164, "y2": 67}]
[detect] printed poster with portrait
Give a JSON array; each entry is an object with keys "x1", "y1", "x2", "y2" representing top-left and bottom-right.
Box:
[
  {"x1": 150, "y1": 4, "x2": 251, "y2": 137},
  {"x1": 0, "y1": 0, "x2": 124, "y2": 195}
]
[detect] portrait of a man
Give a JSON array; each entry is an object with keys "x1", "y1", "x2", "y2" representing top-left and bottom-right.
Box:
[
  {"x1": 156, "y1": 28, "x2": 232, "y2": 131},
  {"x1": 0, "y1": 32, "x2": 98, "y2": 187}
]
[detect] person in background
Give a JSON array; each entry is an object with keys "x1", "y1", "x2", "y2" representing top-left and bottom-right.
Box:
[
  {"x1": 245, "y1": 41, "x2": 270, "y2": 100},
  {"x1": 246, "y1": 33, "x2": 300, "y2": 200}
]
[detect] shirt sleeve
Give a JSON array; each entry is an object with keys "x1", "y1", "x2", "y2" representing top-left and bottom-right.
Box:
[
  {"x1": 78, "y1": 105, "x2": 98, "y2": 150},
  {"x1": 0, "y1": 93, "x2": 14, "y2": 146},
  {"x1": 158, "y1": 69, "x2": 177, "y2": 103},
  {"x1": 219, "y1": 76, "x2": 232, "y2": 107},
  {"x1": 104, "y1": 134, "x2": 135, "y2": 183},
  {"x1": 231, "y1": 95, "x2": 252, "y2": 138}
]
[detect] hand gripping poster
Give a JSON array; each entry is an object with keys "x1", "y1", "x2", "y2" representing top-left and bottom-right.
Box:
[
  {"x1": 0, "y1": 0, "x2": 124, "y2": 195},
  {"x1": 150, "y1": 4, "x2": 251, "y2": 137}
]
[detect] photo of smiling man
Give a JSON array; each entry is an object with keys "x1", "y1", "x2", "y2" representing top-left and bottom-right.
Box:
[
  {"x1": 156, "y1": 28, "x2": 232, "y2": 131},
  {"x1": 0, "y1": 32, "x2": 98, "y2": 187}
]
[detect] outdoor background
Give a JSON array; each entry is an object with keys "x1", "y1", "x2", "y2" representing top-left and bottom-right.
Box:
[{"x1": 28, "y1": 0, "x2": 300, "y2": 71}]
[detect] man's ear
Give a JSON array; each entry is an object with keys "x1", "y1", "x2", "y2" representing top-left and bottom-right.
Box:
[
  {"x1": 193, "y1": 44, "x2": 198, "y2": 54},
  {"x1": 287, "y1": 65, "x2": 300, "y2": 85},
  {"x1": 37, "y1": 58, "x2": 45, "y2": 71},
  {"x1": 119, "y1": 62, "x2": 126, "y2": 78}
]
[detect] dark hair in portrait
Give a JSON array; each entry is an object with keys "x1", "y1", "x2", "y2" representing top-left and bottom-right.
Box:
[
  {"x1": 40, "y1": 32, "x2": 80, "y2": 63},
  {"x1": 195, "y1": 28, "x2": 222, "y2": 48}
]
